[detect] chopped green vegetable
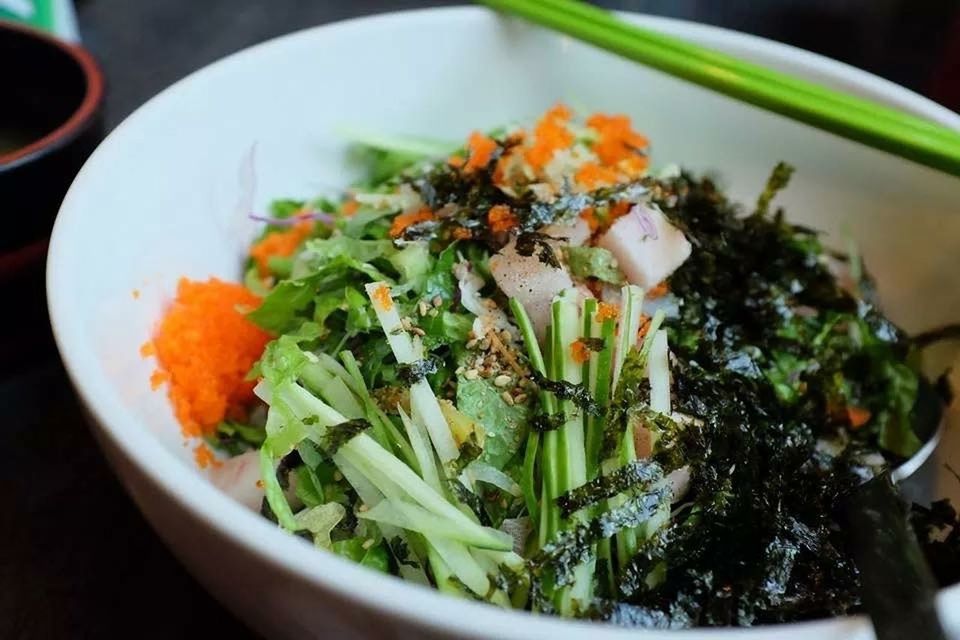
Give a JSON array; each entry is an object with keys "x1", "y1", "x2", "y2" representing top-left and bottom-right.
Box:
[{"x1": 563, "y1": 246, "x2": 625, "y2": 285}]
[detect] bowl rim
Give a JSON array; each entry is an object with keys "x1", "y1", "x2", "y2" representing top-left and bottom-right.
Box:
[
  {"x1": 0, "y1": 19, "x2": 105, "y2": 169},
  {"x1": 46, "y1": 7, "x2": 960, "y2": 639}
]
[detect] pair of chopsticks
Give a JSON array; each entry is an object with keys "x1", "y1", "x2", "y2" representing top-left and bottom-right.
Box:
[{"x1": 478, "y1": 0, "x2": 960, "y2": 178}]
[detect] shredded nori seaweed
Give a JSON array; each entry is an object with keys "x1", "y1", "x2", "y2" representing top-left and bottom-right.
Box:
[
  {"x1": 530, "y1": 413, "x2": 566, "y2": 433},
  {"x1": 389, "y1": 536, "x2": 421, "y2": 569},
  {"x1": 449, "y1": 479, "x2": 492, "y2": 527},
  {"x1": 530, "y1": 370, "x2": 602, "y2": 416},
  {"x1": 531, "y1": 486, "x2": 670, "y2": 590},
  {"x1": 320, "y1": 419, "x2": 370, "y2": 454},
  {"x1": 557, "y1": 460, "x2": 663, "y2": 518}
]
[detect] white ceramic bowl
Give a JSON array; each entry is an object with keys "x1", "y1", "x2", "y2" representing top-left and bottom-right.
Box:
[{"x1": 48, "y1": 7, "x2": 960, "y2": 639}]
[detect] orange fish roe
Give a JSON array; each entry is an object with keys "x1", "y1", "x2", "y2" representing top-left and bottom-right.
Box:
[
  {"x1": 571, "y1": 339, "x2": 592, "y2": 364},
  {"x1": 505, "y1": 129, "x2": 527, "y2": 145},
  {"x1": 847, "y1": 406, "x2": 872, "y2": 430},
  {"x1": 647, "y1": 281, "x2": 669, "y2": 299},
  {"x1": 150, "y1": 369, "x2": 170, "y2": 390},
  {"x1": 389, "y1": 207, "x2": 434, "y2": 238},
  {"x1": 151, "y1": 277, "x2": 271, "y2": 438},
  {"x1": 448, "y1": 154, "x2": 466, "y2": 169},
  {"x1": 492, "y1": 152, "x2": 513, "y2": 186},
  {"x1": 579, "y1": 206, "x2": 600, "y2": 232},
  {"x1": 140, "y1": 340, "x2": 156, "y2": 357},
  {"x1": 341, "y1": 199, "x2": 360, "y2": 216},
  {"x1": 372, "y1": 284, "x2": 394, "y2": 311},
  {"x1": 575, "y1": 162, "x2": 620, "y2": 190},
  {"x1": 464, "y1": 131, "x2": 497, "y2": 172},
  {"x1": 488, "y1": 204, "x2": 519, "y2": 233},
  {"x1": 608, "y1": 200, "x2": 632, "y2": 221},
  {"x1": 586, "y1": 113, "x2": 649, "y2": 166},
  {"x1": 451, "y1": 226, "x2": 473, "y2": 240},
  {"x1": 596, "y1": 302, "x2": 620, "y2": 322},
  {"x1": 619, "y1": 154, "x2": 650, "y2": 178},
  {"x1": 249, "y1": 220, "x2": 314, "y2": 276},
  {"x1": 637, "y1": 314, "x2": 652, "y2": 342},
  {"x1": 525, "y1": 103, "x2": 575, "y2": 171},
  {"x1": 193, "y1": 443, "x2": 222, "y2": 469}
]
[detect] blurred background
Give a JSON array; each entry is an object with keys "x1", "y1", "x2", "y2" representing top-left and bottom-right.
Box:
[{"x1": 2, "y1": 1, "x2": 958, "y2": 638}]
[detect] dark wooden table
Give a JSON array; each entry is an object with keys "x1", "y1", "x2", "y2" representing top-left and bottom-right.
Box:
[{"x1": 3, "y1": 1, "x2": 959, "y2": 638}]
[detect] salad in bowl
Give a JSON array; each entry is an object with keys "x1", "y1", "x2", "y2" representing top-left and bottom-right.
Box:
[{"x1": 142, "y1": 104, "x2": 959, "y2": 629}]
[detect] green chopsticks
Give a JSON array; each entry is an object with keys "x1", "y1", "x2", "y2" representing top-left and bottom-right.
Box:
[{"x1": 478, "y1": 0, "x2": 960, "y2": 177}]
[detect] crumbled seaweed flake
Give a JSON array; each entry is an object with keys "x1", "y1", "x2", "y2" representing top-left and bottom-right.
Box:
[
  {"x1": 556, "y1": 460, "x2": 662, "y2": 517},
  {"x1": 514, "y1": 232, "x2": 562, "y2": 268},
  {"x1": 399, "y1": 218, "x2": 441, "y2": 242},
  {"x1": 449, "y1": 479, "x2": 491, "y2": 527},
  {"x1": 519, "y1": 202, "x2": 559, "y2": 232},
  {"x1": 530, "y1": 370, "x2": 602, "y2": 416},
  {"x1": 320, "y1": 419, "x2": 370, "y2": 454},
  {"x1": 260, "y1": 497, "x2": 279, "y2": 524},
  {"x1": 396, "y1": 357, "x2": 439, "y2": 385},
  {"x1": 451, "y1": 436, "x2": 483, "y2": 475},
  {"x1": 530, "y1": 413, "x2": 566, "y2": 433},
  {"x1": 276, "y1": 450, "x2": 303, "y2": 489},
  {"x1": 389, "y1": 537, "x2": 421, "y2": 569}
]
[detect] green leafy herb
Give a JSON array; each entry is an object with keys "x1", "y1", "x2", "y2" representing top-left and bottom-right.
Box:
[
  {"x1": 456, "y1": 374, "x2": 529, "y2": 468},
  {"x1": 332, "y1": 537, "x2": 391, "y2": 573}
]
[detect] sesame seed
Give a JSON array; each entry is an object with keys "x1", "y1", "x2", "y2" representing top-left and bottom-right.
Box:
[
  {"x1": 466, "y1": 338, "x2": 478, "y2": 349},
  {"x1": 432, "y1": 296, "x2": 443, "y2": 307},
  {"x1": 514, "y1": 393, "x2": 528, "y2": 404},
  {"x1": 455, "y1": 366, "x2": 465, "y2": 375},
  {"x1": 357, "y1": 503, "x2": 369, "y2": 512},
  {"x1": 418, "y1": 301, "x2": 429, "y2": 316},
  {"x1": 401, "y1": 317, "x2": 413, "y2": 330},
  {"x1": 478, "y1": 339, "x2": 490, "y2": 350},
  {"x1": 501, "y1": 391, "x2": 515, "y2": 405},
  {"x1": 411, "y1": 327, "x2": 426, "y2": 337},
  {"x1": 465, "y1": 369, "x2": 480, "y2": 380},
  {"x1": 362, "y1": 538, "x2": 375, "y2": 550},
  {"x1": 494, "y1": 374, "x2": 512, "y2": 387},
  {"x1": 428, "y1": 308, "x2": 439, "y2": 317},
  {"x1": 499, "y1": 329, "x2": 512, "y2": 342}
]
